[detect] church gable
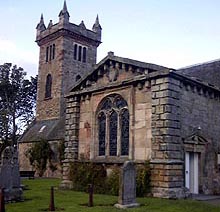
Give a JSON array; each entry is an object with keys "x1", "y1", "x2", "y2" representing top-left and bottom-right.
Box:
[{"x1": 69, "y1": 52, "x2": 169, "y2": 95}]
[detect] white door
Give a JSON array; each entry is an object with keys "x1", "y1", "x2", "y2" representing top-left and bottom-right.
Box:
[{"x1": 185, "y1": 152, "x2": 199, "y2": 194}]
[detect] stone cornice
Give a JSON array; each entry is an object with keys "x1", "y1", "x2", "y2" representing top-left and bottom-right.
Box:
[{"x1": 36, "y1": 28, "x2": 101, "y2": 47}]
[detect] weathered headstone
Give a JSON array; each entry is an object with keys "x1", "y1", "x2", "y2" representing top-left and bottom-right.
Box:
[
  {"x1": 115, "y1": 161, "x2": 140, "y2": 209},
  {"x1": 0, "y1": 146, "x2": 23, "y2": 202}
]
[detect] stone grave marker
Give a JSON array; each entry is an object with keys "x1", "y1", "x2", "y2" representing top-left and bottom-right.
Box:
[
  {"x1": 0, "y1": 146, "x2": 23, "y2": 201},
  {"x1": 115, "y1": 161, "x2": 140, "y2": 209}
]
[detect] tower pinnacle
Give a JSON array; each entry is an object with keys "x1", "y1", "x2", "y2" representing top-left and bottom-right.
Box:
[
  {"x1": 92, "y1": 15, "x2": 102, "y2": 31},
  {"x1": 59, "y1": 0, "x2": 70, "y2": 23},
  {"x1": 36, "y1": 13, "x2": 46, "y2": 31},
  {"x1": 92, "y1": 15, "x2": 102, "y2": 40}
]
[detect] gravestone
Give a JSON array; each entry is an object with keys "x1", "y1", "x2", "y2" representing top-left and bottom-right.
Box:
[
  {"x1": 0, "y1": 146, "x2": 23, "y2": 202},
  {"x1": 115, "y1": 161, "x2": 140, "y2": 209}
]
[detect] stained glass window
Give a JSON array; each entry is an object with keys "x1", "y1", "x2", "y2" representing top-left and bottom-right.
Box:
[
  {"x1": 101, "y1": 98, "x2": 112, "y2": 110},
  {"x1": 97, "y1": 94, "x2": 129, "y2": 157},
  {"x1": 109, "y1": 110, "x2": 118, "y2": 156},
  {"x1": 115, "y1": 96, "x2": 127, "y2": 109},
  {"x1": 98, "y1": 112, "x2": 106, "y2": 156},
  {"x1": 121, "y1": 109, "x2": 129, "y2": 155}
]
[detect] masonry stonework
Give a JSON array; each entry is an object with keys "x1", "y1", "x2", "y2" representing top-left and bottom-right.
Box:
[
  {"x1": 19, "y1": 1, "x2": 101, "y2": 178},
  {"x1": 180, "y1": 79, "x2": 220, "y2": 194},
  {"x1": 19, "y1": 1, "x2": 220, "y2": 198}
]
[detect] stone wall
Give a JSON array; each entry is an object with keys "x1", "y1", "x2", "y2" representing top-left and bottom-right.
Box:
[
  {"x1": 36, "y1": 37, "x2": 64, "y2": 120},
  {"x1": 18, "y1": 142, "x2": 33, "y2": 172},
  {"x1": 18, "y1": 141, "x2": 62, "y2": 178},
  {"x1": 180, "y1": 81, "x2": 220, "y2": 194},
  {"x1": 150, "y1": 75, "x2": 185, "y2": 198},
  {"x1": 77, "y1": 85, "x2": 152, "y2": 162}
]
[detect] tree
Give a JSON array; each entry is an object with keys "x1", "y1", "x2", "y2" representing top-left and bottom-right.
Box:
[
  {"x1": 25, "y1": 139, "x2": 54, "y2": 177},
  {"x1": 0, "y1": 63, "x2": 37, "y2": 147}
]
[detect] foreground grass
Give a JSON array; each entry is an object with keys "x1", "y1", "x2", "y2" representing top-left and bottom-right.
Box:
[{"x1": 6, "y1": 178, "x2": 220, "y2": 212}]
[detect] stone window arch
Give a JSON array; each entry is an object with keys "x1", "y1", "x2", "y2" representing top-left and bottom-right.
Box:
[
  {"x1": 52, "y1": 44, "x2": 55, "y2": 59},
  {"x1": 46, "y1": 46, "x2": 49, "y2": 62},
  {"x1": 97, "y1": 94, "x2": 129, "y2": 157},
  {"x1": 45, "y1": 74, "x2": 52, "y2": 98},
  {"x1": 82, "y1": 47, "x2": 87, "y2": 63},
  {"x1": 74, "y1": 44, "x2": 77, "y2": 60},
  {"x1": 78, "y1": 46, "x2": 82, "y2": 61}
]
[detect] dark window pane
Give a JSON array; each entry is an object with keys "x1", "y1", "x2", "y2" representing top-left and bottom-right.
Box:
[
  {"x1": 75, "y1": 74, "x2": 81, "y2": 82},
  {"x1": 101, "y1": 98, "x2": 112, "y2": 110},
  {"x1": 82, "y1": 47, "x2": 86, "y2": 63},
  {"x1": 74, "y1": 44, "x2": 77, "y2": 60},
  {"x1": 121, "y1": 109, "x2": 129, "y2": 155},
  {"x1": 45, "y1": 74, "x2": 52, "y2": 98},
  {"x1": 46, "y1": 46, "x2": 49, "y2": 62},
  {"x1": 78, "y1": 46, "x2": 82, "y2": 61},
  {"x1": 49, "y1": 45, "x2": 52, "y2": 61},
  {"x1": 52, "y1": 44, "x2": 55, "y2": 60},
  {"x1": 115, "y1": 96, "x2": 127, "y2": 108},
  {"x1": 109, "y1": 110, "x2": 117, "y2": 156},
  {"x1": 98, "y1": 112, "x2": 106, "y2": 156}
]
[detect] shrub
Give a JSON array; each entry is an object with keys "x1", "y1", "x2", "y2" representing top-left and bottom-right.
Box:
[
  {"x1": 106, "y1": 166, "x2": 120, "y2": 196},
  {"x1": 69, "y1": 161, "x2": 151, "y2": 197},
  {"x1": 69, "y1": 161, "x2": 107, "y2": 193},
  {"x1": 136, "y1": 161, "x2": 151, "y2": 196},
  {"x1": 25, "y1": 139, "x2": 54, "y2": 177}
]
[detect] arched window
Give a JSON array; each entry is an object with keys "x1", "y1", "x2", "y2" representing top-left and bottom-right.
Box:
[
  {"x1": 98, "y1": 112, "x2": 106, "y2": 156},
  {"x1": 121, "y1": 109, "x2": 129, "y2": 155},
  {"x1": 45, "y1": 74, "x2": 52, "y2": 98},
  {"x1": 46, "y1": 44, "x2": 56, "y2": 62},
  {"x1": 78, "y1": 46, "x2": 82, "y2": 61},
  {"x1": 82, "y1": 47, "x2": 87, "y2": 63},
  {"x1": 49, "y1": 45, "x2": 52, "y2": 61},
  {"x1": 52, "y1": 44, "x2": 55, "y2": 60},
  {"x1": 74, "y1": 44, "x2": 77, "y2": 60},
  {"x1": 97, "y1": 94, "x2": 129, "y2": 157},
  {"x1": 46, "y1": 46, "x2": 49, "y2": 62}
]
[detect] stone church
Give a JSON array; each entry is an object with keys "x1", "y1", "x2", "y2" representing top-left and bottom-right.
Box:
[{"x1": 19, "y1": 1, "x2": 220, "y2": 198}]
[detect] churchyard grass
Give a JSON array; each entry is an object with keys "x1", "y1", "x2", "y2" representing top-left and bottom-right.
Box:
[{"x1": 6, "y1": 178, "x2": 220, "y2": 212}]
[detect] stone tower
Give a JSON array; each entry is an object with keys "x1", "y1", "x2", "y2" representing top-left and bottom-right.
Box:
[
  {"x1": 35, "y1": 0, "x2": 102, "y2": 121},
  {"x1": 18, "y1": 1, "x2": 101, "y2": 177}
]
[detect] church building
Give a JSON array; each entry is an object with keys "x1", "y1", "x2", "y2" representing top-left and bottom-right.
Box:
[{"x1": 19, "y1": 1, "x2": 220, "y2": 198}]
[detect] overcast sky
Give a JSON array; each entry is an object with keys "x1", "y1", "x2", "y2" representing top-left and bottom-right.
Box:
[{"x1": 0, "y1": 0, "x2": 220, "y2": 77}]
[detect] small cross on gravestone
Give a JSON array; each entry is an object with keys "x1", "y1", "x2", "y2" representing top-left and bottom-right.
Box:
[{"x1": 114, "y1": 161, "x2": 140, "y2": 209}]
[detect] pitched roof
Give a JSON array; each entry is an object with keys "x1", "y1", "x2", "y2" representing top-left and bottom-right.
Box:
[
  {"x1": 68, "y1": 52, "x2": 170, "y2": 93},
  {"x1": 19, "y1": 118, "x2": 65, "y2": 143}
]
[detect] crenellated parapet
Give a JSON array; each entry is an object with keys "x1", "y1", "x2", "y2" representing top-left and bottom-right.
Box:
[{"x1": 36, "y1": 1, "x2": 102, "y2": 46}]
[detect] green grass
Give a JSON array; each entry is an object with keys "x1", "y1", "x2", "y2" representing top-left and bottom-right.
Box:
[{"x1": 6, "y1": 178, "x2": 220, "y2": 212}]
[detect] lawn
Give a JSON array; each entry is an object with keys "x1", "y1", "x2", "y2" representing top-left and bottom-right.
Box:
[{"x1": 6, "y1": 178, "x2": 220, "y2": 212}]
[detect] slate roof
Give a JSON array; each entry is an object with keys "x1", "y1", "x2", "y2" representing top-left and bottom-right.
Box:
[
  {"x1": 19, "y1": 117, "x2": 65, "y2": 143},
  {"x1": 178, "y1": 59, "x2": 220, "y2": 89}
]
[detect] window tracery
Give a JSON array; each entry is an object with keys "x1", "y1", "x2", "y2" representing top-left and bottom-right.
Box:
[{"x1": 97, "y1": 94, "x2": 129, "y2": 157}]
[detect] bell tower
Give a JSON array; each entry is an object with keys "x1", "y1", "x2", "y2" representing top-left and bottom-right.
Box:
[{"x1": 35, "y1": 0, "x2": 102, "y2": 121}]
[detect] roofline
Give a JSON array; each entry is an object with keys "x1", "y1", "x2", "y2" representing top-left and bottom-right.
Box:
[
  {"x1": 66, "y1": 69, "x2": 220, "y2": 98},
  {"x1": 178, "y1": 58, "x2": 220, "y2": 70},
  {"x1": 67, "y1": 52, "x2": 171, "y2": 93}
]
